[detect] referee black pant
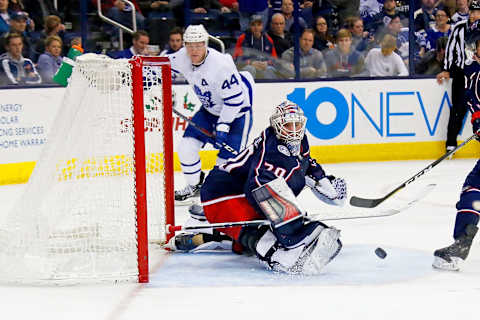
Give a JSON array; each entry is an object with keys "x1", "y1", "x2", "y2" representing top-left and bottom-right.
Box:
[{"x1": 446, "y1": 67, "x2": 468, "y2": 149}]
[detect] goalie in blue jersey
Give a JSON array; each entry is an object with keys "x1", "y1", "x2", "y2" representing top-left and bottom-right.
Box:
[
  {"x1": 168, "y1": 101, "x2": 348, "y2": 274},
  {"x1": 432, "y1": 38, "x2": 480, "y2": 271}
]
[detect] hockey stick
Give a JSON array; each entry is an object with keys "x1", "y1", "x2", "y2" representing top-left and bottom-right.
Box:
[
  {"x1": 350, "y1": 134, "x2": 477, "y2": 208},
  {"x1": 167, "y1": 220, "x2": 268, "y2": 234},
  {"x1": 172, "y1": 108, "x2": 239, "y2": 155},
  {"x1": 167, "y1": 183, "x2": 435, "y2": 233}
]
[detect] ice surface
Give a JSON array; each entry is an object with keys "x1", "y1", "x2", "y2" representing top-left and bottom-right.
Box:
[{"x1": 1, "y1": 159, "x2": 479, "y2": 320}]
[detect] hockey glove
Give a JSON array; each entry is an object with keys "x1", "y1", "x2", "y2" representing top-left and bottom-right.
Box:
[
  {"x1": 305, "y1": 175, "x2": 347, "y2": 206},
  {"x1": 214, "y1": 123, "x2": 230, "y2": 149},
  {"x1": 472, "y1": 111, "x2": 480, "y2": 140}
]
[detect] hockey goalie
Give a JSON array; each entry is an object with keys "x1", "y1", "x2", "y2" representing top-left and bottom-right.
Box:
[{"x1": 168, "y1": 100, "x2": 347, "y2": 274}]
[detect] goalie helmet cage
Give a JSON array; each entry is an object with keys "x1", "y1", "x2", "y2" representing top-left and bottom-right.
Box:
[{"x1": 0, "y1": 54, "x2": 174, "y2": 284}]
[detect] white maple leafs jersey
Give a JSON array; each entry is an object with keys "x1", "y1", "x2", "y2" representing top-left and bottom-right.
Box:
[{"x1": 168, "y1": 47, "x2": 252, "y2": 125}]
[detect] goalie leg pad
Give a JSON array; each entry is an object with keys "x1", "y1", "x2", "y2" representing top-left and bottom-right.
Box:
[{"x1": 255, "y1": 221, "x2": 342, "y2": 274}]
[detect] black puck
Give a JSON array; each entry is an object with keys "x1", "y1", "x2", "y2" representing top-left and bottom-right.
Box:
[{"x1": 375, "y1": 247, "x2": 387, "y2": 259}]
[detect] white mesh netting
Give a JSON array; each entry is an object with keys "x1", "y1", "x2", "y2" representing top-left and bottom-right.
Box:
[{"x1": 0, "y1": 54, "x2": 170, "y2": 284}]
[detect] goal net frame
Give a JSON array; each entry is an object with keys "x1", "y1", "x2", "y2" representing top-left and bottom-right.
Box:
[
  {"x1": 0, "y1": 55, "x2": 174, "y2": 284},
  {"x1": 130, "y1": 56, "x2": 174, "y2": 283}
]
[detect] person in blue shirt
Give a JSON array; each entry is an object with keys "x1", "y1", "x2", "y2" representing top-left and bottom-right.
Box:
[
  {"x1": 110, "y1": 30, "x2": 150, "y2": 59},
  {"x1": 0, "y1": 0, "x2": 11, "y2": 35},
  {"x1": 0, "y1": 32, "x2": 41, "y2": 85},
  {"x1": 37, "y1": 35, "x2": 63, "y2": 83}
]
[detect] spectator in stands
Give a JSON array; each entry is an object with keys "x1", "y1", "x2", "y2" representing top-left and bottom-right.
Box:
[
  {"x1": 327, "y1": 0, "x2": 360, "y2": 28},
  {"x1": 2, "y1": 11, "x2": 34, "y2": 59},
  {"x1": 233, "y1": 14, "x2": 277, "y2": 79},
  {"x1": 366, "y1": 0, "x2": 407, "y2": 36},
  {"x1": 281, "y1": 28, "x2": 327, "y2": 79},
  {"x1": 324, "y1": 28, "x2": 366, "y2": 77},
  {"x1": 312, "y1": 15, "x2": 334, "y2": 52},
  {"x1": 220, "y1": 0, "x2": 239, "y2": 11},
  {"x1": 238, "y1": 0, "x2": 269, "y2": 31},
  {"x1": 70, "y1": 36, "x2": 81, "y2": 48},
  {"x1": 91, "y1": 0, "x2": 145, "y2": 40},
  {"x1": 8, "y1": 0, "x2": 23, "y2": 11},
  {"x1": 415, "y1": 36, "x2": 447, "y2": 75},
  {"x1": 23, "y1": 0, "x2": 61, "y2": 31},
  {"x1": 281, "y1": 0, "x2": 307, "y2": 33},
  {"x1": 414, "y1": 0, "x2": 439, "y2": 32},
  {"x1": 0, "y1": 0, "x2": 11, "y2": 35},
  {"x1": 110, "y1": 30, "x2": 150, "y2": 58},
  {"x1": 451, "y1": 0, "x2": 469, "y2": 24},
  {"x1": 36, "y1": 35, "x2": 62, "y2": 83},
  {"x1": 383, "y1": 15, "x2": 410, "y2": 64},
  {"x1": 148, "y1": 0, "x2": 171, "y2": 12},
  {"x1": 425, "y1": 9, "x2": 451, "y2": 51},
  {"x1": 34, "y1": 15, "x2": 65, "y2": 60},
  {"x1": 160, "y1": 27, "x2": 184, "y2": 82},
  {"x1": 359, "y1": 0, "x2": 383, "y2": 24},
  {"x1": 0, "y1": 32, "x2": 41, "y2": 84},
  {"x1": 365, "y1": 34, "x2": 408, "y2": 76},
  {"x1": 160, "y1": 27, "x2": 183, "y2": 56},
  {"x1": 267, "y1": 13, "x2": 292, "y2": 57},
  {"x1": 95, "y1": 0, "x2": 146, "y2": 31},
  {"x1": 310, "y1": 1, "x2": 336, "y2": 27},
  {"x1": 345, "y1": 16, "x2": 374, "y2": 56},
  {"x1": 190, "y1": 0, "x2": 231, "y2": 14},
  {"x1": 147, "y1": 0, "x2": 184, "y2": 22}
]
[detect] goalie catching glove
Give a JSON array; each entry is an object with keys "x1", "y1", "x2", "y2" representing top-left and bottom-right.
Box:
[{"x1": 305, "y1": 175, "x2": 347, "y2": 206}]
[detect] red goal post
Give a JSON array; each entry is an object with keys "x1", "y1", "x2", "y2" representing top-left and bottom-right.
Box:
[{"x1": 131, "y1": 56, "x2": 174, "y2": 283}]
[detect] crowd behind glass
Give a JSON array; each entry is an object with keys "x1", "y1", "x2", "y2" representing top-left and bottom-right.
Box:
[{"x1": 0, "y1": 0, "x2": 464, "y2": 85}]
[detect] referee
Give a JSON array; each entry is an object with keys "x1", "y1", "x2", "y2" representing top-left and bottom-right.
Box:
[{"x1": 437, "y1": 0, "x2": 480, "y2": 154}]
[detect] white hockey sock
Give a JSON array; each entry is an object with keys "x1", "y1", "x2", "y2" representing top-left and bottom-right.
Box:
[{"x1": 178, "y1": 137, "x2": 204, "y2": 186}]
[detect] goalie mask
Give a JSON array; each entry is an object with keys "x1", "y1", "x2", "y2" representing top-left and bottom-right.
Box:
[{"x1": 270, "y1": 101, "x2": 307, "y2": 156}]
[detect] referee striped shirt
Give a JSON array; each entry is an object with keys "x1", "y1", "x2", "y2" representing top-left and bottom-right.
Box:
[{"x1": 444, "y1": 19, "x2": 468, "y2": 71}]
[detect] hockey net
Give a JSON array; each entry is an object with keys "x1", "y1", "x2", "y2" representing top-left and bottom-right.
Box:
[{"x1": 0, "y1": 54, "x2": 174, "y2": 284}]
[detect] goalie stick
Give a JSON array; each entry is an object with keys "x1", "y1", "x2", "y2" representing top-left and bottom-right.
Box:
[
  {"x1": 167, "y1": 184, "x2": 435, "y2": 234},
  {"x1": 350, "y1": 134, "x2": 477, "y2": 208}
]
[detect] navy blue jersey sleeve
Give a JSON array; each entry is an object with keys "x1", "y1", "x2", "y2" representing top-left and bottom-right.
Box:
[
  {"x1": 298, "y1": 134, "x2": 326, "y2": 181},
  {"x1": 464, "y1": 61, "x2": 480, "y2": 115}
]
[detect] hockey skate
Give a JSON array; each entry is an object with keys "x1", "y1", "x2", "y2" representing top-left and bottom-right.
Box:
[
  {"x1": 446, "y1": 146, "x2": 456, "y2": 160},
  {"x1": 432, "y1": 224, "x2": 478, "y2": 271},
  {"x1": 175, "y1": 171, "x2": 205, "y2": 205}
]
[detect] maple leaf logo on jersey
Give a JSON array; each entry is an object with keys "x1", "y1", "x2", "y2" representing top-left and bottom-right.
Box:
[{"x1": 194, "y1": 84, "x2": 215, "y2": 109}]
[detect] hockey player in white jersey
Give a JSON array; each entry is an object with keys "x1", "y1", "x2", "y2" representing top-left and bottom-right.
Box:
[{"x1": 169, "y1": 25, "x2": 254, "y2": 203}]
